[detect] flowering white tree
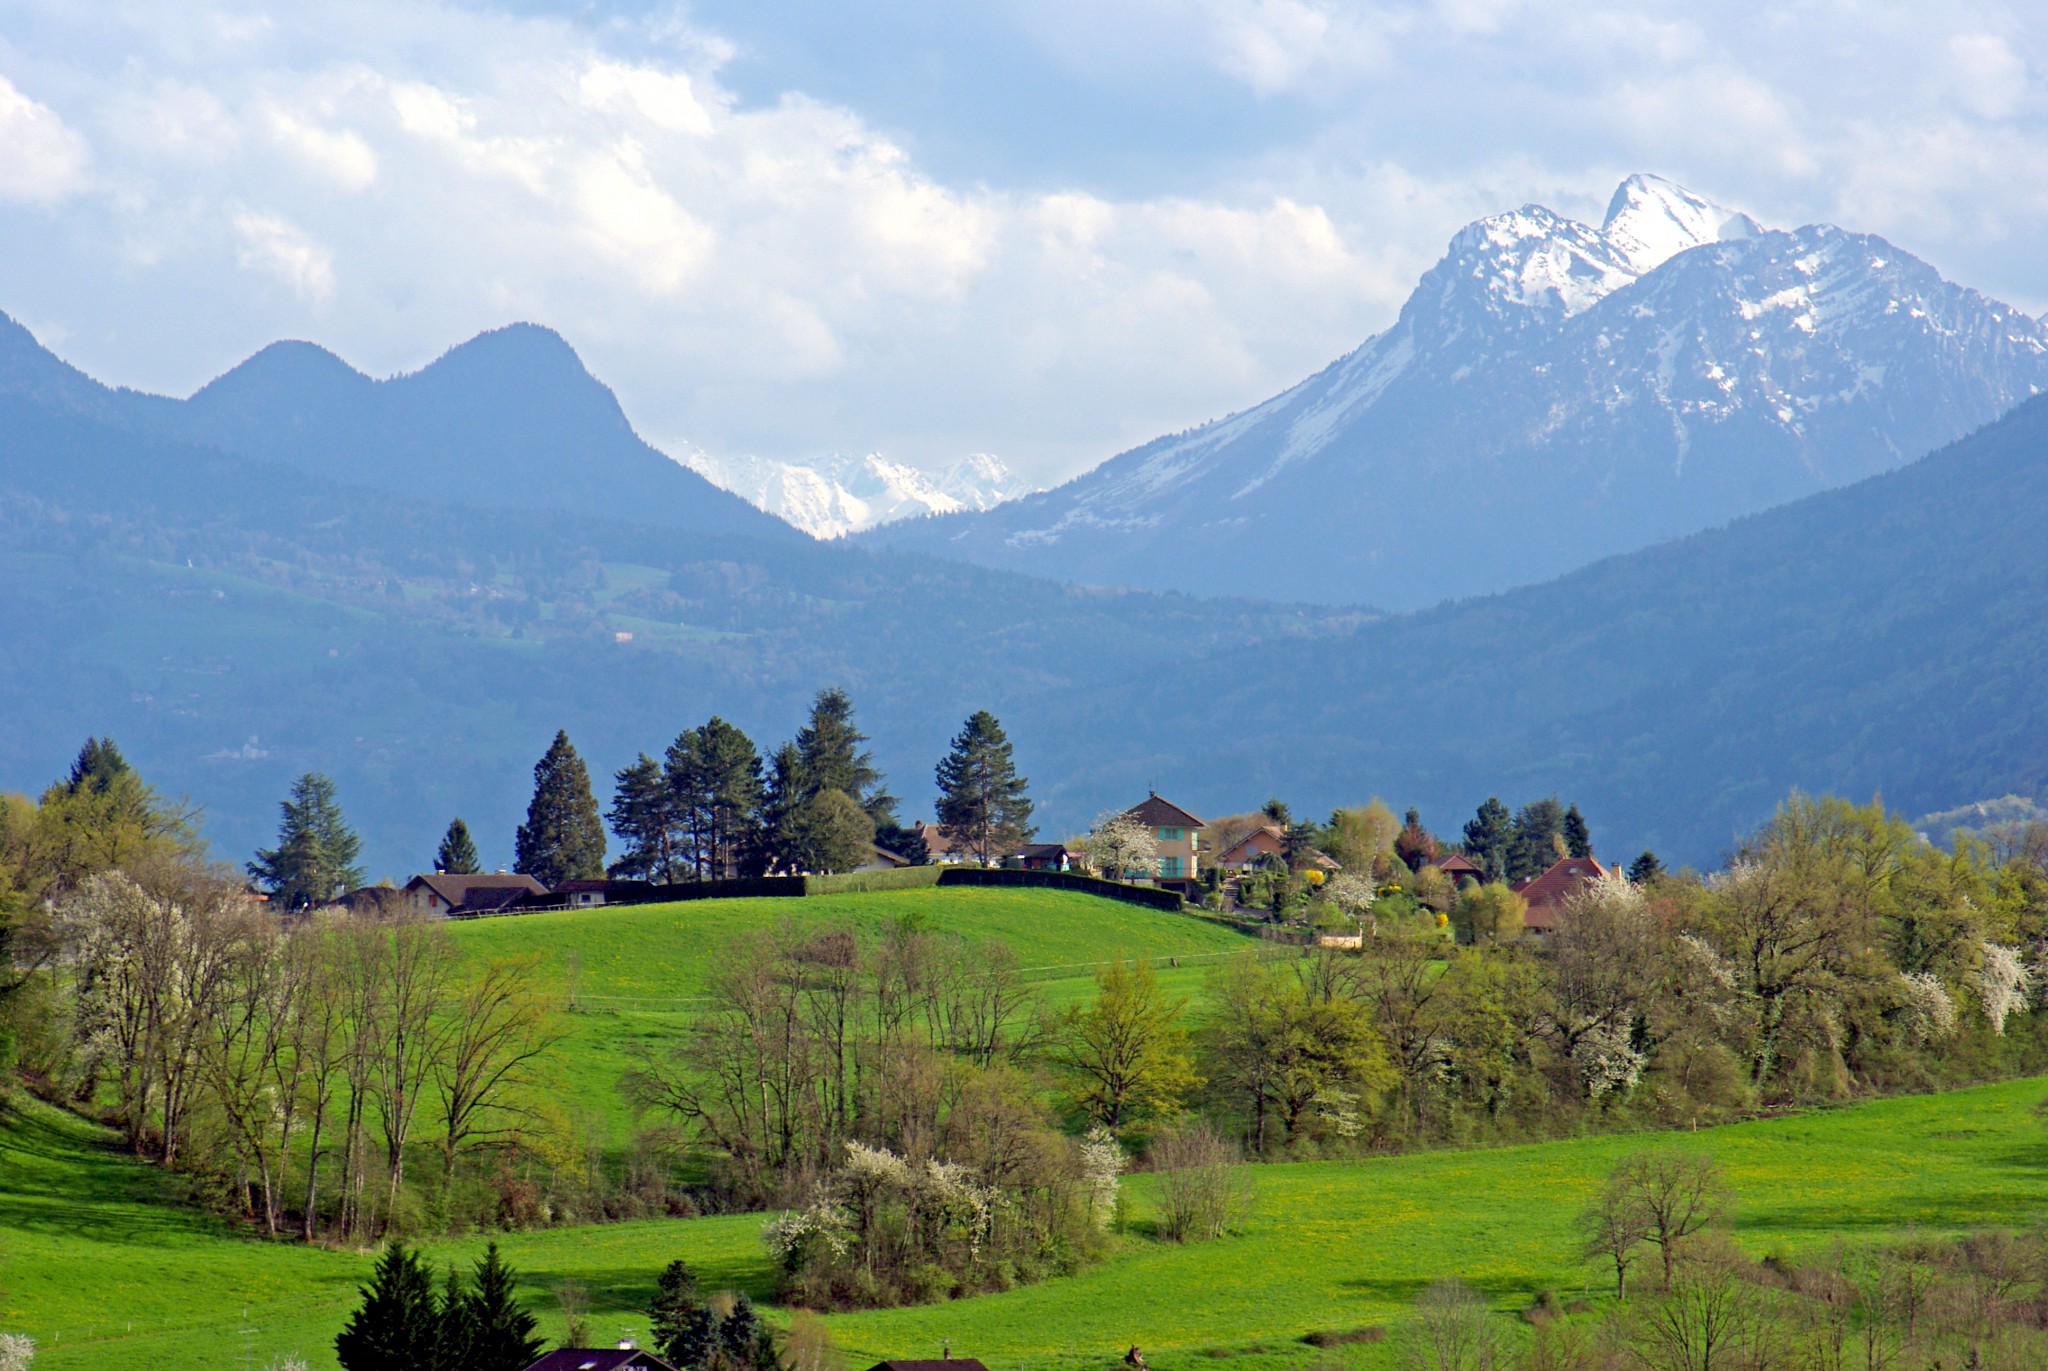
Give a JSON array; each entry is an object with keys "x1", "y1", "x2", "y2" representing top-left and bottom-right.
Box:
[
  {"x1": 0, "y1": 1334, "x2": 35, "y2": 1371},
  {"x1": 1976, "y1": 942, "x2": 2033, "y2": 1035},
  {"x1": 1084, "y1": 811, "x2": 1157, "y2": 881},
  {"x1": 1078, "y1": 1124, "x2": 1126, "y2": 1229},
  {"x1": 1898, "y1": 972, "x2": 1957, "y2": 1043}
]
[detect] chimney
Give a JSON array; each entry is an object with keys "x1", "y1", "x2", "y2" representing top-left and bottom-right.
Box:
[{"x1": 618, "y1": 1338, "x2": 638, "y2": 1351}]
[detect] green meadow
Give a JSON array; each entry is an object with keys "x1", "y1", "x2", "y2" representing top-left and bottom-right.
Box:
[
  {"x1": 8, "y1": 1074, "x2": 2047, "y2": 1371},
  {"x1": 444, "y1": 888, "x2": 1270, "y2": 1142}
]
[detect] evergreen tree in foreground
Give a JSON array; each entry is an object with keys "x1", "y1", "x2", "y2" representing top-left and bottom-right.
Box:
[
  {"x1": 514, "y1": 730, "x2": 606, "y2": 888},
  {"x1": 249, "y1": 772, "x2": 365, "y2": 909},
  {"x1": 1627, "y1": 850, "x2": 1665, "y2": 884},
  {"x1": 336, "y1": 1241, "x2": 442, "y2": 1371},
  {"x1": 666, "y1": 717, "x2": 765, "y2": 880},
  {"x1": 1462, "y1": 796, "x2": 1512, "y2": 884},
  {"x1": 436, "y1": 817, "x2": 482, "y2": 875},
  {"x1": 649, "y1": 1260, "x2": 708, "y2": 1366},
  {"x1": 933, "y1": 710, "x2": 1035, "y2": 865},
  {"x1": 794, "y1": 687, "x2": 896, "y2": 828},
  {"x1": 1563, "y1": 803, "x2": 1593, "y2": 859},
  {"x1": 1507, "y1": 797, "x2": 1568, "y2": 883},
  {"x1": 457, "y1": 1242, "x2": 545, "y2": 1371}
]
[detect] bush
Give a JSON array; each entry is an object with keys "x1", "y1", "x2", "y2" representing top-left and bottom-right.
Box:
[
  {"x1": 804, "y1": 868, "x2": 945, "y2": 896},
  {"x1": 1152, "y1": 1122, "x2": 1251, "y2": 1242}
]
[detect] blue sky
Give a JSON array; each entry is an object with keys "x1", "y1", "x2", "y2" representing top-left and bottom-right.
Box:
[{"x1": 1, "y1": 0, "x2": 2044, "y2": 484}]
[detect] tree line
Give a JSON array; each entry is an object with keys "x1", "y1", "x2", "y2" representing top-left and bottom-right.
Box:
[{"x1": 236, "y1": 687, "x2": 1036, "y2": 907}]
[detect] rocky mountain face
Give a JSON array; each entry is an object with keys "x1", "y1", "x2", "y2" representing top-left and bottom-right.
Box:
[
  {"x1": 869, "y1": 176, "x2": 2048, "y2": 607},
  {"x1": 684, "y1": 450, "x2": 1030, "y2": 538}
]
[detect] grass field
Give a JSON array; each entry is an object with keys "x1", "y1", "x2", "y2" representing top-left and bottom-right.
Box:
[
  {"x1": 9, "y1": 1076, "x2": 2047, "y2": 1371},
  {"x1": 445, "y1": 888, "x2": 1271, "y2": 1142}
]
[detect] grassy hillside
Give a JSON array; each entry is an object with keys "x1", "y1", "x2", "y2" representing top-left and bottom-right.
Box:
[
  {"x1": 446, "y1": 887, "x2": 1270, "y2": 1142},
  {"x1": 8, "y1": 1076, "x2": 2046, "y2": 1371}
]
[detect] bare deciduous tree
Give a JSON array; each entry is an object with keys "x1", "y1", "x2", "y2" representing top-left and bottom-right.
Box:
[
  {"x1": 1151, "y1": 1121, "x2": 1250, "y2": 1243},
  {"x1": 1610, "y1": 1150, "x2": 1733, "y2": 1289},
  {"x1": 1402, "y1": 1279, "x2": 1503, "y2": 1371}
]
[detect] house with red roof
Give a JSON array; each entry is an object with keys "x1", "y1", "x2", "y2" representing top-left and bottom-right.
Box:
[{"x1": 1512, "y1": 855, "x2": 1610, "y2": 936}]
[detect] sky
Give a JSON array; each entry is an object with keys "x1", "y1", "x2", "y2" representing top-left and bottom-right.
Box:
[{"x1": 1, "y1": 0, "x2": 2045, "y2": 486}]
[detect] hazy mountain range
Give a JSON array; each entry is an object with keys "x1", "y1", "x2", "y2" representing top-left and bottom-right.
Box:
[{"x1": 868, "y1": 175, "x2": 2048, "y2": 608}]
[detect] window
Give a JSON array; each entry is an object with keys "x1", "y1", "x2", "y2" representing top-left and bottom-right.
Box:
[
  {"x1": 1158, "y1": 826, "x2": 1184, "y2": 841},
  {"x1": 1160, "y1": 856, "x2": 1184, "y2": 879}
]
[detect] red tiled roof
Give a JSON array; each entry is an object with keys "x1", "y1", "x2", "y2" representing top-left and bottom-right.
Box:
[
  {"x1": 1435, "y1": 853, "x2": 1483, "y2": 876},
  {"x1": 1514, "y1": 856, "x2": 1609, "y2": 931},
  {"x1": 1123, "y1": 793, "x2": 1206, "y2": 829}
]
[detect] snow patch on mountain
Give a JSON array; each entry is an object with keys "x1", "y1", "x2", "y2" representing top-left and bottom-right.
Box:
[{"x1": 683, "y1": 450, "x2": 1032, "y2": 538}]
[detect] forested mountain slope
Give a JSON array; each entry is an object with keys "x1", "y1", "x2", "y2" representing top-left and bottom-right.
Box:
[{"x1": 1013, "y1": 393, "x2": 2048, "y2": 861}]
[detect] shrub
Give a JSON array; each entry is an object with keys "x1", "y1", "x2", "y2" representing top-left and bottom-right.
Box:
[{"x1": 1152, "y1": 1122, "x2": 1251, "y2": 1243}]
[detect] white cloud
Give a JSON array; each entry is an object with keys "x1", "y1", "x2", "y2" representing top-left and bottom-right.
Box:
[
  {"x1": 0, "y1": 0, "x2": 2047, "y2": 488},
  {"x1": 232, "y1": 211, "x2": 335, "y2": 301},
  {"x1": 0, "y1": 74, "x2": 90, "y2": 204}
]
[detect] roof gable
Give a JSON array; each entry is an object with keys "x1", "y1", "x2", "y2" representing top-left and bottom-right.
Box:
[
  {"x1": 406, "y1": 872, "x2": 548, "y2": 907},
  {"x1": 1123, "y1": 794, "x2": 1206, "y2": 829}
]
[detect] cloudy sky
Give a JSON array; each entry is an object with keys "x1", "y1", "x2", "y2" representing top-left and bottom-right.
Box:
[{"x1": 1, "y1": 0, "x2": 2044, "y2": 485}]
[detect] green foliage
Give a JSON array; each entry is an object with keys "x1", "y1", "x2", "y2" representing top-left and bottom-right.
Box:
[
  {"x1": 514, "y1": 730, "x2": 606, "y2": 887},
  {"x1": 1627, "y1": 849, "x2": 1664, "y2": 884},
  {"x1": 454, "y1": 1242, "x2": 545, "y2": 1371},
  {"x1": 649, "y1": 1260, "x2": 706, "y2": 1365},
  {"x1": 1450, "y1": 880, "x2": 1526, "y2": 945},
  {"x1": 18, "y1": 736, "x2": 201, "y2": 901},
  {"x1": 1508, "y1": 797, "x2": 1568, "y2": 883},
  {"x1": 607, "y1": 752, "x2": 677, "y2": 881},
  {"x1": 666, "y1": 717, "x2": 765, "y2": 880},
  {"x1": 933, "y1": 710, "x2": 1035, "y2": 865},
  {"x1": 436, "y1": 818, "x2": 482, "y2": 876},
  {"x1": 794, "y1": 687, "x2": 895, "y2": 829},
  {"x1": 248, "y1": 772, "x2": 365, "y2": 909},
  {"x1": 335, "y1": 1241, "x2": 441, "y2": 1371},
  {"x1": 1053, "y1": 957, "x2": 1200, "y2": 1127},
  {"x1": 1461, "y1": 797, "x2": 1511, "y2": 883},
  {"x1": 1563, "y1": 804, "x2": 1592, "y2": 859},
  {"x1": 793, "y1": 789, "x2": 875, "y2": 875}
]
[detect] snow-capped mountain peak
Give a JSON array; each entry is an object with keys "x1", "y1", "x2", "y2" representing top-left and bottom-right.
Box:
[
  {"x1": 682, "y1": 450, "x2": 1033, "y2": 538},
  {"x1": 1600, "y1": 173, "x2": 1758, "y2": 274},
  {"x1": 869, "y1": 174, "x2": 2048, "y2": 610}
]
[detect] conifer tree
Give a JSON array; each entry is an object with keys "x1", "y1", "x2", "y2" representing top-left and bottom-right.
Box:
[
  {"x1": 666, "y1": 718, "x2": 765, "y2": 879},
  {"x1": 933, "y1": 710, "x2": 1035, "y2": 865},
  {"x1": 1507, "y1": 797, "x2": 1567, "y2": 882},
  {"x1": 457, "y1": 1242, "x2": 545, "y2": 1371},
  {"x1": 794, "y1": 687, "x2": 896, "y2": 828},
  {"x1": 1462, "y1": 796, "x2": 1513, "y2": 883},
  {"x1": 608, "y1": 753, "x2": 679, "y2": 881},
  {"x1": 760, "y1": 743, "x2": 809, "y2": 874},
  {"x1": 335, "y1": 1241, "x2": 442, "y2": 1371},
  {"x1": 33, "y1": 736, "x2": 202, "y2": 895},
  {"x1": 514, "y1": 731, "x2": 606, "y2": 887},
  {"x1": 1627, "y1": 850, "x2": 1665, "y2": 884},
  {"x1": 436, "y1": 817, "x2": 482, "y2": 875},
  {"x1": 718, "y1": 1291, "x2": 767, "y2": 1371},
  {"x1": 649, "y1": 1260, "x2": 709, "y2": 1366},
  {"x1": 1563, "y1": 803, "x2": 1593, "y2": 859},
  {"x1": 249, "y1": 772, "x2": 364, "y2": 909}
]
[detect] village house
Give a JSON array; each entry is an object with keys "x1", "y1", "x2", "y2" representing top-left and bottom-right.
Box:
[
  {"x1": 1433, "y1": 852, "x2": 1486, "y2": 885},
  {"x1": 1215, "y1": 823, "x2": 1286, "y2": 872},
  {"x1": 1007, "y1": 841, "x2": 1072, "y2": 871},
  {"x1": 1122, "y1": 792, "x2": 1205, "y2": 896},
  {"x1": 521, "y1": 1345, "x2": 679, "y2": 1371},
  {"x1": 402, "y1": 871, "x2": 548, "y2": 918},
  {"x1": 1513, "y1": 854, "x2": 1610, "y2": 936}
]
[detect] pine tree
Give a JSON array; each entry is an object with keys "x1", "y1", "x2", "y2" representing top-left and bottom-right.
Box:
[
  {"x1": 457, "y1": 1242, "x2": 545, "y2": 1371},
  {"x1": 335, "y1": 1241, "x2": 442, "y2": 1371},
  {"x1": 514, "y1": 731, "x2": 606, "y2": 888},
  {"x1": 649, "y1": 1260, "x2": 707, "y2": 1366},
  {"x1": 249, "y1": 772, "x2": 365, "y2": 909},
  {"x1": 436, "y1": 818, "x2": 482, "y2": 875},
  {"x1": 1462, "y1": 797, "x2": 1513, "y2": 884},
  {"x1": 608, "y1": 753, "x2": 679, "y2": 881},
  {"x1": 1627, "y1": 850, "x2": 1665, "y2": 884},
  {"x1": 717, "y1": 1291, "x2": 763, "y2": 1371},
  {"x1": 794, "y1": 687, "x2": 896, "y2": 828},
  {"x1": 439, "y1": 1265, "x2": 473, "y2": 1366},
  {"x1": 64, "y1": 736, "x2": 131, "y2": 794},
  {"x1": 933, "y1": 710, "x2": 1035, "y2": 865},
  {"x1": 1563, "y1": 803, "x2": 1593, "y2": 859},
  {"x1": 1507, "y1": 797, "x2": 1568, "y2": 883},
  {"x1": 666, "y1": 718, "x2": 765, "y2": 879},
  {"x1": 760, "y1": 743, "x2": 809, "y2": 875}
]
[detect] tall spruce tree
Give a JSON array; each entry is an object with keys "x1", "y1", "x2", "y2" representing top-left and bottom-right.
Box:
[
  {"x1": 933, "y1": 710, "x2": 1035, "y2": 865},
  {"x1": 335, "y1": 1241, "x2": 442, "y2": 1371},
  {"x1": 436, "y1": 818, "x2": 481, "y2": 875},
  {"x1": 666, "y1": 717, "x2": 765, "y2": 879},
  {"x1": 1462, "y1": 796, "x2": 1513, "y2": 883},
  {"x1": 456, "y1": 1242, "x2": 545, "y2": 1371},
  {"x1": 249, "y1": 772, "x2": 364, "y2": 909},
  {"x1": 793, "y1": 687, "x2": 897, "y2": 828},
  {"x1": 760, "y1": 742, "x2": 809, "y2": 875},
  {"x1": 1627, "y1": 850, "x2": 1665, "y2": 884},
  {"x1": 1563, "y1": 803, "x2": 1593, "y2": 859},
  {"x1": 1507, "y1": 797, "x2": 1568, "y2": 882},
  {"x1": 608, "y1": 753, "x2": 679, "y2": 881},
  {"x1": 514, "y1": 731, "x2": 606, "y2": 887}
]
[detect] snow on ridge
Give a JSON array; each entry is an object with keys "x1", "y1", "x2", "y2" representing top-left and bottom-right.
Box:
[{"x1": 683, "y1": 449, "x2": 1033, "y2": 538}]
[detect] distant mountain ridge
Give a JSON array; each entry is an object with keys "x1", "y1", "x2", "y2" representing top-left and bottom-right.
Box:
[
  {"x1": 92, "y1": 321, "x2": 796, "y2": 542},
  {"x1": 685, "y1": 450, "x2": 1032, "y2": 538},
  {"x1": 869, "y1": 175, "x2": 2048, "y2": 607}
]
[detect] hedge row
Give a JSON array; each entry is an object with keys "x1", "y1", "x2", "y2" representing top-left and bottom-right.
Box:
[{"x1": 934, "y1": 866, "x2": 1186, "y2": 911}]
